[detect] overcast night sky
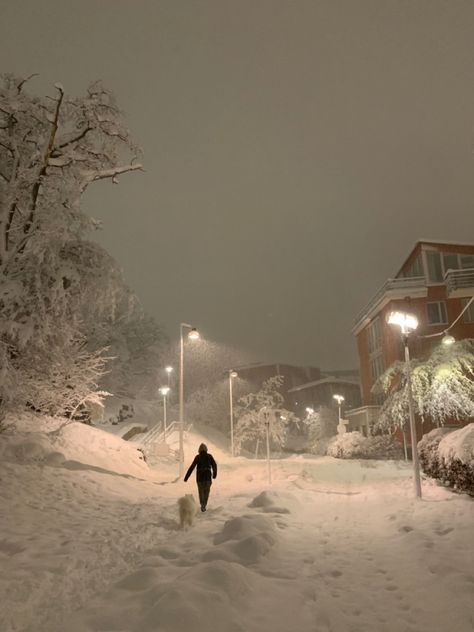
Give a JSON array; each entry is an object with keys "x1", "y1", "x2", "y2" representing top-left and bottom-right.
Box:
[{"x1": 2, "y1": 1, "x2": 474, "y2": 370}]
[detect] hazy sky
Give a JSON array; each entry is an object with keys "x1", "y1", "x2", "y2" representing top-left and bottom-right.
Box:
[{"x1": 2, "y1": 1, "x2": 474, "y2": 369}]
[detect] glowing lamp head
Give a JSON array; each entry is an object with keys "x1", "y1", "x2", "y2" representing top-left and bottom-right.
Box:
[
  {"x1": 230, "y1": 370, "x2": 238, "y2": 378},
  {"x1": 305, "y1": 407, "x2": 314, "y2": 415},
  {"x1": 386, "y1": 311, "x2": 418, "y2": 334},
  {"x1": 333, "y1": 394, "x2": 345, "y2": 405},
  {"x1": 441, "y1": 334, "x2": 455, "y2": 346},
  {"x1": 188, "y1": 328, "x2": 200, "y2": 340},
  {"x1": 165, "y1": 366, "x2": 173, "y2": 374},
  {"x1": 160, "y1": 386, "x2": 170, "y2": 396}
]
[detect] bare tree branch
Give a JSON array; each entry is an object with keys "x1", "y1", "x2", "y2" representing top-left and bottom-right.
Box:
[
  {"x1": 57, "y1": 125, "x2": 92, "y2": 149},
  {"x1": 16, "y1": 74, "x2": 39, "y2": 93},
  {"x1": 80, "y1": 163, "x2": 143, "y2": 191},
  {"x1": 23, "y1": 84, "x2": 64, "y2": 237}
]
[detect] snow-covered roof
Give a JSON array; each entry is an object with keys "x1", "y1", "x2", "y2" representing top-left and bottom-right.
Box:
[{"x1": 287, "y1": 376, "x2": 360, "y2": 393}]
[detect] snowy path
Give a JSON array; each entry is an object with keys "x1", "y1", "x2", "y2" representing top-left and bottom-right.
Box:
[{"x1": 1, "y1": 432, "x2": 473, "y2": 632}]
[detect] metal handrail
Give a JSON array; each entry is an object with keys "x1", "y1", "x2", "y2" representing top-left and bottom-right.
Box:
[
  {"x1": 444, "y1": 267, "x2": 474, "y2": 293},
  {"x1": 354, "y1": 276, "x2": 426, "y2": 326},
  {"x1": 140, "y1": 421, "x2": 187, "y2": 446}
]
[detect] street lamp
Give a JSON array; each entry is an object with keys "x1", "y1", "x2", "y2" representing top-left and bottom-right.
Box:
[
  {"x1": 386, "y1": 310, "x2": 422, "y2": 498},
  {"x1": 165, "y1": 366, "x2": 173, "y2": 387},
  {"x1": 228, "y1": 370, "x2": 238, "y2": 457},
  {"x1": 305, "y1": 407, "x2": 314, "y2": 416},
  {"x1": 333, "y1": 394, "x2": 345, "y2": 422},
  {"x1": 179, "y1": 323, "x2": 200, "y2": 476},
  {"x1": 159, "y1": 386, "x2": 170, "y2": 441},
  {"x1": 441, "y1": 334, "x2": 455, "y2": 346}
]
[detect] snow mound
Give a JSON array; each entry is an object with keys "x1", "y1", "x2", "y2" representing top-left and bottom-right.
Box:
[
  {"x1": 248, "y1": 490, "x2": 291, "y2": 514},
  {"x1": 438, "y1": 423, "x2": 474, "y2": 465},
  {"x1": 138, "y1": 560, "x2": 254, "y2": 632},
  {"x1": 204, "y1": 514, "x2": 278, "y2": 566},
  {"x1": 0, "y1": 414, "x2": 149, "y2": 478},
  {"x1": 69, "y1": 560, "x2": 256, "y2": 632}
]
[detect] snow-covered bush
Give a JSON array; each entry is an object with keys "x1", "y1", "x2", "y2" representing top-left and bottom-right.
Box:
[
  {"x1": 417, "y1": 427, "x2": 453, "y2": 481},
  {"x1": 309, "y1": 436, "x2": 334, "y2": 456},
  {"x1": 327, "y1": 431, "x2": 365, "y2": 458},
  {"x1": 437, "y1": 424, "x2": 474, "y2": 495},
  {"x1": 327, "y1": 431, "x2": 403, "y2": 459},
  {"x1": 418, "y1": 424, "x2": 474, "y2": 495}
]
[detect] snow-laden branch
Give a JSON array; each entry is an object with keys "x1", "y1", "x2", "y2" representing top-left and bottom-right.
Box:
[{"x1": 80, "y1": 163, "x2": 143, "y2": 190}]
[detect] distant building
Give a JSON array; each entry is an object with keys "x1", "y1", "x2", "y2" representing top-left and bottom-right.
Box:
[
  {"x1": 231, "y1": 362, "x2": 360, "y2": 416},
  {"x1": 349, "y1": 240, "x2": 474, "y2": 436},
  {"x1": 287, "y1": 376, "x2": 361, "y2": 418},
  {"x1": 232, "y1": 363, "x2": 321, "y2": 410}
]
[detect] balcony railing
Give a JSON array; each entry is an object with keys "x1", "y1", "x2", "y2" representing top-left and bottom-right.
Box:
[
  {"x1": 444, "y1": 268, "x2": 474, "y2": 295},
  {"x1": 354, "y1": 276, "x2": 426, "y2": 329}
]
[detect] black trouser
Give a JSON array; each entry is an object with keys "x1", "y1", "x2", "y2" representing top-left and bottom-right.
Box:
[{"x1": 197, "y1": 480, "x2": 212, "y2": 508}]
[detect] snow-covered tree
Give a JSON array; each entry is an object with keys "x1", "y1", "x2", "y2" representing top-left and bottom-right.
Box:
[
  {"x1": 0, "y1": 74, "x2": 142, "y2": 416},
  {"x1": 373, "y1": 339, "x2": 474, "y2": 431},
  {"x1": 234, "y1": 376, "x2": 296, "y2": 454},
  {"x1": 304, "y1": 406, "x2": 338, "y2": 448}
]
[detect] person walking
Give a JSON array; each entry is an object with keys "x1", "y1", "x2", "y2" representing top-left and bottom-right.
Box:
[{"x1": 184, "y1": 443, "x2": 217, "y2": 512}]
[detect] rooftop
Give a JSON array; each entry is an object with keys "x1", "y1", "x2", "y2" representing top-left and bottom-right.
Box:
[{"x1": 288, "y1": 376, "x2": 360, "y2": 393}]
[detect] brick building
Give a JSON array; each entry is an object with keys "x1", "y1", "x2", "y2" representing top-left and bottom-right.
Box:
[{"x1": 348, "y1": 240, "x2": 474, "y2": 435}]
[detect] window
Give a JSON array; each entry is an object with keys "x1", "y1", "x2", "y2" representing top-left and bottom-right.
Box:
[
  {"x1": 426, "y1": 249, "x2": 474, "y2": 282},
  {"x1": 443, "y1": 253, "x2": 459, "y2": 272},
  {"x1": 461, "y1": 298, "x2": 474, "y2": 323},
  {"x1": 427, "y1": 301, "x2": 448, "y2": 325},
  {"x1": 367, "y1": 317, "x2": 382, "y2": 354},
  {"x1": 403, "y1": 253, "x2": 423, "y2": 278},
  {"x1": 460, "y1": 255, "x2": 474, "y2": 269},
  {"x1": 426, "y1": 251, "x2": 443, "y2": 282},
  {"x1": 370, "y1": 354, "x2": 384, "y2": 382}
]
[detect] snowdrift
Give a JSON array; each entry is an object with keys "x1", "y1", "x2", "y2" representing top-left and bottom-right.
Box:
[{"x1": 1, "y1": 413, "x2": 149, "y2": 478}]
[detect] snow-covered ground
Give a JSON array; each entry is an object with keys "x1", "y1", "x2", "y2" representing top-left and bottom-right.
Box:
[{"x1": 1, "y1": 417, "x2": 473, "y2": 632}]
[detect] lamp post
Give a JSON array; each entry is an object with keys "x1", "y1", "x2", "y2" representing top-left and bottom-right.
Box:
[
  {"x1": 165, "y1": 365, "x2": 173, "y2": 388},
  {"x1": 260, "y1": 406, "x2": 272, "y2": 485},
  {"x1": 386, "y1": 311, "x2": 422, "y2": 499},
  {"x1": 333, "y1": 394, "x2": 345, "y2": 422},
  {"x1": 159, "y1": 386, "x2": 170, "y2": 441},
  {"x1": 228, "y1": 370, "x2": 238, "y2": 457},
  {"x1": 179, "y1": 323, "x2": 200, "y2": 477}
]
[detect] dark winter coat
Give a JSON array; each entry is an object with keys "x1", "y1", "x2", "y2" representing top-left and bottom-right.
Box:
[{"x1": 184, "y1": 452, "x2": 217, "y2": 483}]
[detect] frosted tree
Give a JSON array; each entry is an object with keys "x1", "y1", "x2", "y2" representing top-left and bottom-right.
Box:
[
  {"x1": 0, "y1": 74, "x2": 142, "y2": 416},
  {"x1": 234, "y1": 376, "x2": 296, "y2": 454},
  {"x1": 303, "y1": 406, "x2": 338, "y2": 448},
  {"x1": 373, "y1": 339, "x2": 474, "y2": 431}
]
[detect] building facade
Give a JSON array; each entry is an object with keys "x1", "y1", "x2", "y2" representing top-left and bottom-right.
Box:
[
  {"x1": 350, "y1": 240, "x2": 474, "y2": 435},
  {"x1": 287, "y1": 377, "x2": 361, "y2": 419},
  {"x1": 232, "y1": 363, "x2": 322, "y2": 410}
]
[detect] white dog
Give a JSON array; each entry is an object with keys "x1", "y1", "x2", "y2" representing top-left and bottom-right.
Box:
[{"x1": 178, "y1": 494, "x2": 198, "y2": 529}]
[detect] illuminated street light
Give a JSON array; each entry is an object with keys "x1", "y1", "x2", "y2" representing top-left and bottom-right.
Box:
[
  {"x1": 386, "y1": 311, "x2": 418, "y2": 334},
  {"x1": 441, "y1": 334, "x2": 455, "y2": 346},
  {"x1": 305, "y1": 407, "x2": 314, "y2": 415},
  {"x1": 228, "y1": 370, "x2": 238, "y2": 457},
  {"x1": 386, "y1": 310, "x2": 422, "y2": 498},
  {"x1": 179, "y1": 323, "x2": 200, "y2": 476},
  {"x1": 333, "y1": 393, "x2": 345, "y2": 422},
  {"x1": 159, "y1": 386, "x2": 170, "y2": 441}
]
